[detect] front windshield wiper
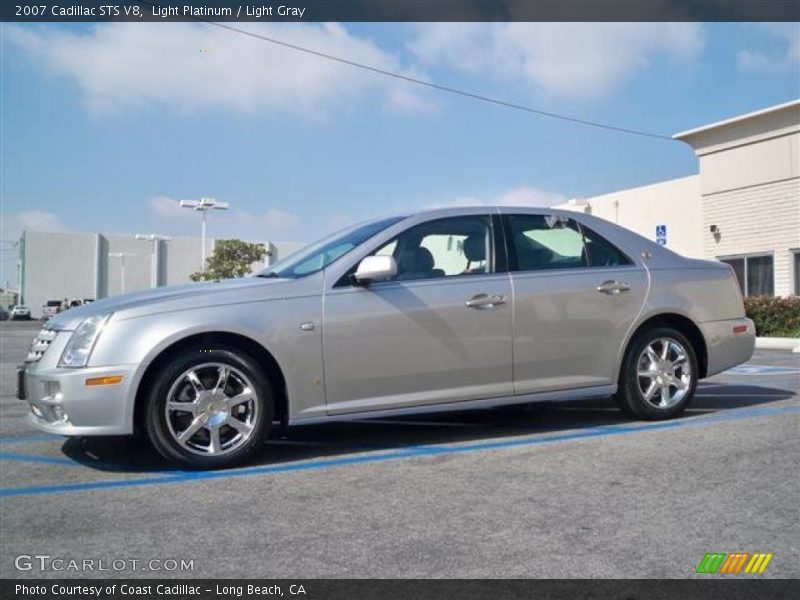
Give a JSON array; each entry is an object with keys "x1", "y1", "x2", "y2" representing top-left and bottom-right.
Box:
[{"x1": 256, "y1": 272, "x2": 281, "y2": 278}]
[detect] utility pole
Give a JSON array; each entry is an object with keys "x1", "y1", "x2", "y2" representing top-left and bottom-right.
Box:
[
  {"x1": 108, "y1": 252, "x2": 136, "y2": 294},
  {"x1": 135, "y1": 234, "x2": 171, "y2": 288},
  {"x1": 179, "y1": 198, "x2": 230, "y2": 271}
]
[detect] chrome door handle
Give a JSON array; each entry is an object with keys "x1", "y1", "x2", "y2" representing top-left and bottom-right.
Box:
[
  {"x1": 466, "y1": 293, "x2": 506, "y2": 309},
  {"x1": 596, "y1": 280, "x2": 631, "y2": 295}
]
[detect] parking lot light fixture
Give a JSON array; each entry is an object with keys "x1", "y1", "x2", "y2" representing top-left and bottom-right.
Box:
[
  {"x1": 179, "y1": 198, "x2": 230, "y2": 271},
  {"x1": 108, "y1": 252, "x2": 136, "y2": 294},
  {"x1": 135, "y1": 234, "x2": 171, "y2": 288}
]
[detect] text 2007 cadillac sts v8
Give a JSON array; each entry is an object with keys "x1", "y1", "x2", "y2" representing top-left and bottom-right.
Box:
[{"x1": 19, "y1": 208, "x2": 755, "y2": 469}]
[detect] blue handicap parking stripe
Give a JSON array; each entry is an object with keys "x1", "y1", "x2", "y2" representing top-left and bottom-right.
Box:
[
  {"x1": 0, "y1": 404, "x2": 797, "y2": 498},
  {"x1": 0, "y1": 452, "x2": 81, "y2": 467}
]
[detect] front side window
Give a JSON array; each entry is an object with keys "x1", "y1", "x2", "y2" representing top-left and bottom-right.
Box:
[
  {"x1": 505, "y1": 214, "x2": 631, "y2": 272},
  {"x1": 368, "y1": 215, "x2": 492, "y2": 283},
  {"x1": 259, "y1": 216, "x2": 404, "y2": 279}
]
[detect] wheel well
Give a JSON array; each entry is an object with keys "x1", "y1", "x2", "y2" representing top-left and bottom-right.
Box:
[
  {"x1": 133, "y1": 332, "x2": 288, "y2": 434},
  {"x1": 625, "y1": 313, "x2": 708, "y2": 379}
]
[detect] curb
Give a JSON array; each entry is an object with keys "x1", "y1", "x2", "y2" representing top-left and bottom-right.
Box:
[{"x1": 755, "y1": 337, "x2": 800, "y2": 353}]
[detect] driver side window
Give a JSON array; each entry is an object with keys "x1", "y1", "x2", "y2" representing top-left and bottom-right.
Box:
[{"x1": 372, "y1": 216, "x2": 492, "y2": 283}]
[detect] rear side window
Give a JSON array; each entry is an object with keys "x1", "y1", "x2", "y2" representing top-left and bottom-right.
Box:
[
  {"x1": 505, "y1": 215, "x2": 632, "y2": 272},
  {"x1": 580, "y1": 224, "x2": 633, "y2": 267}
]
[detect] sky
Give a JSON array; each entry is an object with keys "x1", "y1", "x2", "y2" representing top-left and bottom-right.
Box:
[{"x1": 1, "y1": 21, "x2": 799, "y2": 279}]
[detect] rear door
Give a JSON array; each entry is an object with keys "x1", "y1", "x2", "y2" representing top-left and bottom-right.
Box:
[{"x1": 502, "y1": 212, "x2": 648, "y2": 395}]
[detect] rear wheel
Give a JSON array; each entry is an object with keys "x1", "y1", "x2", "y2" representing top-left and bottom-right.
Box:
[
  {"x1": 614, "y1": 327, "x2": 698, "y2": 420},
  {"x1": 145, "y1": 345, "x2": 272, "y2": 469}
]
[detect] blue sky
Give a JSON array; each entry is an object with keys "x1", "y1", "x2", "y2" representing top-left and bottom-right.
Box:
[{"x1": 1, "y1": 21, "x2": 798, "y2": 272}]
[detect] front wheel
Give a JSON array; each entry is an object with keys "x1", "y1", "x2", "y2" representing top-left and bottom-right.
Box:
[
  {"x1": 614, "y1": 327, "x2": 698, "y2": 420},
  {"x1": 145, "y1": 346, "x2": 273, "y2": 469}
]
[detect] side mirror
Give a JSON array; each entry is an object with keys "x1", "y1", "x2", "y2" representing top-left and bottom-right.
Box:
[{"x1": 353, "y1": 255, "x2": 397, "y2": 285}]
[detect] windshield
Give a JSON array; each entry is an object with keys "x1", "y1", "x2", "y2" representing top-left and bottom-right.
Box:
[{"x1": 258, "y1": 216, "x2": 405, "y2": 279}]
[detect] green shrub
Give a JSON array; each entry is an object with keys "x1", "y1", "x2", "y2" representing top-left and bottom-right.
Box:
[{"x1": 744, "y1": 296, "x2": 800, "y2": 338}]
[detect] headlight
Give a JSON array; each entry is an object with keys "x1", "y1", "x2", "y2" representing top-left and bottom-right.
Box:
[{"x1": 58, "y1": 313, "x2": 112, "y2": 368}]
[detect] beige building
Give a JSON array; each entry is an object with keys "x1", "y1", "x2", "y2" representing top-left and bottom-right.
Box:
[{"x1": 556, "y1": 100, "x2": 800, "y2": 297}]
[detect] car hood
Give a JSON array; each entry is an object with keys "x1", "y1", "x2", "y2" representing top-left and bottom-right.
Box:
[{"x1": 47, "y1": 277, "x2": 298, "y2": 330}]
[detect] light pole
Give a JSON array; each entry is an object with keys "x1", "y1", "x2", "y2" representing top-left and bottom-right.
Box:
[
  {"x1": 135, "y1": 234, "x2": 171, "y2": 288},
  {"x1": 179, "y1": 198, "x2": 230, "y2": 271},
  {"x1": 108, "y1": 252, "x2": 136, "y2": 294}
]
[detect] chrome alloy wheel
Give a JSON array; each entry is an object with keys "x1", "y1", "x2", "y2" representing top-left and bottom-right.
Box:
[
  {"x1": 636, "y1": 337, "x2": 692, "y2": 409},
  {"x1": 164, "y1": 363, "x2": 258, "y2": 456}
]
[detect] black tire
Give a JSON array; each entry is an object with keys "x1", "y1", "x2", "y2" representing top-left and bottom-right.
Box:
[
  {"x1": 145, "y1": 344, "x2": 273, "y2": 469},
  {"x1": 614, "y1": 327, "x2": 698, "y2": 421}
]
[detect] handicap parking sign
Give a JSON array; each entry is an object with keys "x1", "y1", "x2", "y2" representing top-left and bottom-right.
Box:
[{"x1": 655, "y1": 224, "x2": 667, "y2": 245}]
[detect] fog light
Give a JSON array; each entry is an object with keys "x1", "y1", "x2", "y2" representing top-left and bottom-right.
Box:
[{"x1": 52, "y1": 406, "x2": 69, "y2": 423}]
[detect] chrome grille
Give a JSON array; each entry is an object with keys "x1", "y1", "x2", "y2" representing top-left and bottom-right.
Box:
[{"x1": 26, "y1": 328, "x2": 57, "y2": 363}]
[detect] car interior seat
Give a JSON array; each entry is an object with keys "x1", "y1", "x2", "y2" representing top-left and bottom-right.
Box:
[{"x1": 396, "y1": 247, "x2": 445, "y2": 280}]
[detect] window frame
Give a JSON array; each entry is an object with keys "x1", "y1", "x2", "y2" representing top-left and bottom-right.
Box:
[
  {"x1": 500, "y1": 213, "x2": 635, "y2": 274},
  {"x1": 334, "y1": 214, "x2": 500, "y2": 288},
  {"x1": 718, "y1": 252, "x2": 775, "y2": 297},
  {"x1": 792, "y1": 249, "x2": 800, "y2": 296}
]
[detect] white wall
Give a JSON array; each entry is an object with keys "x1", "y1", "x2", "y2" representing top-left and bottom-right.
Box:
[
  {"x1": 22, "y1": 231, "x2": 302, "y2": 317},
  {"x1": 22, "y1": 231, "x2": 98, "y2": 318},
  {"x1": 554, "y1": 175, "x2": 704, "y2": 258}
]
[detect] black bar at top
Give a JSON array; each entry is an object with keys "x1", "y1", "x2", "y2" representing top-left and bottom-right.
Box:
[{"x1": 2, "y1": 0, "x2": 799, "y2": 23}]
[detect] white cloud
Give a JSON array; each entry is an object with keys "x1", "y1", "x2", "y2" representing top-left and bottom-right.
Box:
[
  {"x1": 7, "y1": 23, "x2": 432, "y2": 116},
  {"x1": 6, "y1": 210, "x2": 66, "y2": 233},
  {"x1": 410, "y1": 23, "x2": 705, "y2": 99},
  {"x1": 148, "y1": 196, "x2": 192, "y2": 219},
  {"x1": 244, "y1": 208, "x2": 300, "y2": 233},
  {"x1": 428, "y1": 185, "x2": 568, "y2": 209},
  {"x1": 737, "y1": 24, "x2": 800, "y2": 73},
  {"x1": 1, "y1": 209, "x2": 67, "y2": 247}
]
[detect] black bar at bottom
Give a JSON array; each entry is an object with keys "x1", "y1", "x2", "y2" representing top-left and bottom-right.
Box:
[{"x1": 2, "y1": 579, "x2": 798, "y2": 600}]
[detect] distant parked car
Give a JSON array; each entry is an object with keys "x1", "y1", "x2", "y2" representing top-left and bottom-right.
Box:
[
  {"x1": 10, "y1": 305, "x2": 31, "y2": 320},
  {"x1": 19, "y1": 207, "x2": 755, "y2": 469},
  {"x1": 0, "y1": 307, "x2": 8, "y2": 321},
  {"x1": 41, "y1": 300, "x2": 62, "y2": 320}
]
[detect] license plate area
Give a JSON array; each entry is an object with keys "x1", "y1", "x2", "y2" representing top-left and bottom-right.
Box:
[{"x1": 16, "y1": 366, "x2": 27, "y2": 400}]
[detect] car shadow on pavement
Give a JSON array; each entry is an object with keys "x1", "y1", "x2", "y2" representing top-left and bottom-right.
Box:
[{"x1": 59, "y1": 382, "x2": 796, "y2": 473}]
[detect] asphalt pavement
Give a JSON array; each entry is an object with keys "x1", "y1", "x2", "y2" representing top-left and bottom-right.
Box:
[{"x1": 1, "y1": 320, "x2": 798, "y2": 578}]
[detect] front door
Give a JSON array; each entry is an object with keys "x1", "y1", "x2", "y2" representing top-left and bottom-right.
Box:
[{"x1": 322, "y1": 214, "x2": 513, "y2": 415}]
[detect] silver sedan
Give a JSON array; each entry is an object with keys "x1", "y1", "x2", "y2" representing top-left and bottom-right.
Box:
[{"x1": 19, "y1": 208, "x2": 755, "y2": 469}]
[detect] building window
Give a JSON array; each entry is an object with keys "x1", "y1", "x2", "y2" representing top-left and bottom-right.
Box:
[
  {"x1": 720, "y1": 254, "x2": 774, "y2": 297},
  {"x1": 794, "y1": 251, "x2": 800, "y2": 296}
]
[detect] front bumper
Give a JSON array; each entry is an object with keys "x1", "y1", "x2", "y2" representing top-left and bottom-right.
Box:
[
  {"x1": 700, "y1": 317, "x2": 756, "y2": 377},
  {"x1": 20, "y1": 362, "x2": 138, "y2": 436}
]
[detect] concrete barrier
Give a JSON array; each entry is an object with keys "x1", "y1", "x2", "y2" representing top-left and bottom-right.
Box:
[{"x1": 755, "y1": 337, "x2": 800, "y2": 353}]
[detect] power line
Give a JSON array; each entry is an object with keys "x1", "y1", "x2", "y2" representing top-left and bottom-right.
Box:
[{"x1": 135, "y1": 1, "x2": 674, "y2": 142}]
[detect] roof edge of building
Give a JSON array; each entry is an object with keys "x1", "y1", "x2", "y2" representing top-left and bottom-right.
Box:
[{"x1": 673, "y1": 98, "x2": 800, "y2": 140}]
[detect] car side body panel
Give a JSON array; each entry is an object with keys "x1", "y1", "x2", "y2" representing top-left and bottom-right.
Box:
[{"x1": 21, "y1": 206, "x2": 755, "y2": 438}]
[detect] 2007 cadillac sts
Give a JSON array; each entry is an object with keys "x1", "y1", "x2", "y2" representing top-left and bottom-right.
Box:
[{"x1": 18, "y1": 207, "x2": 755, "y2": 469}]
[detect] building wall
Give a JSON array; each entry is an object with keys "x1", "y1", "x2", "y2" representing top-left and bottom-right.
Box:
[
  {"x1": 702, "y1": 178, "x2": 800, "y2": 295},
  {"x1": 554, "y1": 175, "x2": 704, "y2": 258},
  {"x1": 21, "y1": 232, "x2": 293, "y2": 317},
  {"x1": 680, "y1": 100, "x2": 800, "y2": 297},
  {"x1": 21, "y1": 231, "x2": 98, "y2": 319}
]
